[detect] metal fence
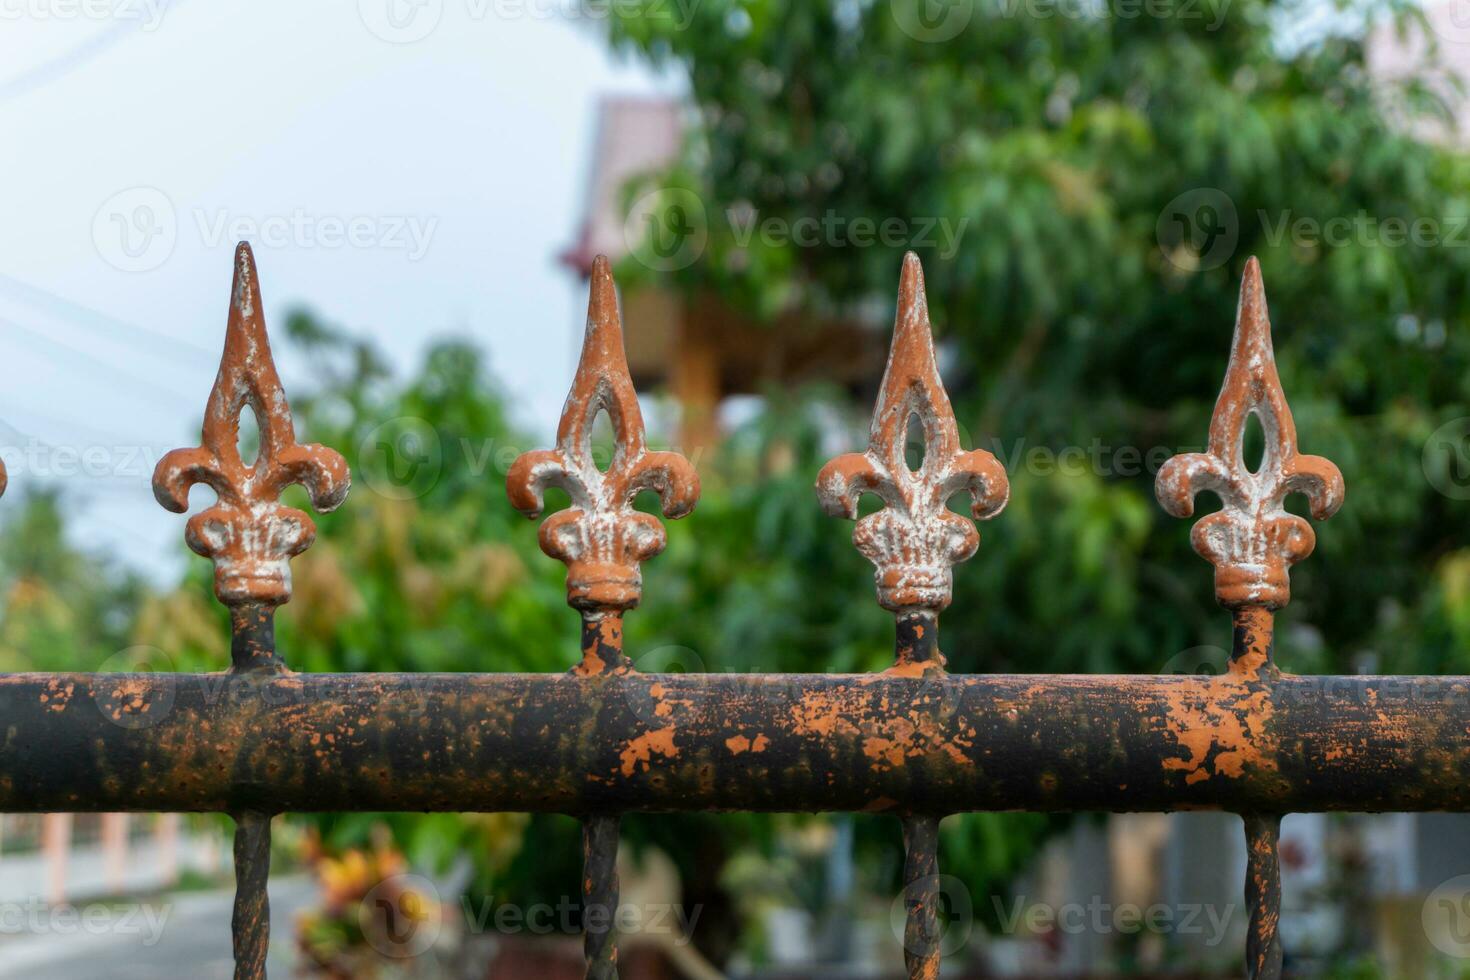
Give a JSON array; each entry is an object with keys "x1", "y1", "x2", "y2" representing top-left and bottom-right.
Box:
[{"x1": 0, "y1": 241, "x2": 1461, "y2": 980}]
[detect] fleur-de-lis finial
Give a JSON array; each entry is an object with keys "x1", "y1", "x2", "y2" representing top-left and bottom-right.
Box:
[
  {"x1": 817, "y1": 253, "x2": 1009, "y2": 667},
  {"x1": 1156, "y1": 257, "x2": 1344, "y2": 613},
  {"x1": 506, "y1": 256, "x2": 699, "y2": 672},
  {"x1": 153, "y1": 243, "x2": 351, "y2": 611}
]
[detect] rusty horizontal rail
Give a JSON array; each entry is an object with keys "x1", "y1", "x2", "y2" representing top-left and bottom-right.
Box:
[{"x1": 1, "y1": 666, "x2": 1467, "y2": 814}]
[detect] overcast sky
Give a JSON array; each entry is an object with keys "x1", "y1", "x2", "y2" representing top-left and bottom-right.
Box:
[{"x1": 0, "y1": 0, "x2": 677, "y2": 577}]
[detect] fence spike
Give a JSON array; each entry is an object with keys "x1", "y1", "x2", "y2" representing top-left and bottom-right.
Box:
[
  {"x1": 1155, "y1": 259, "x2": 1338, "y2": 978},
  {"x1": 506, "y1": 254, "x2": 699, "y2": 675},
  {"x1": 1155, "y1": 257, "x2": 1344, "y2": 614},
  {"x1": 153, "y1": 242, "x2": 350, "y2": 668},
  {"x1": 817, "y1": 251, "x2": 1008, "y2": 668},
  {"x1": 818, "y1": 253, "x2": 1007, "y2": 980},
  {"x1": 507, "y1": 255, "x2": 697, "y2": 979}
]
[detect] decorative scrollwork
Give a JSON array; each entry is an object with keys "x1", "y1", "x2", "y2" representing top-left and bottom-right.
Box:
[
  {"x1": 506, "y1": 256, "x2": 699, "y2": 616},
  {"x1": 817, "y1": 252, "x2": 1009, "y2": 620},
  {"x1": 153, "y1": 243, "x2": 351, "y2": 608},
  {"x1": 1155, "y1": 257, "x2": 1344, "y2": 611}
]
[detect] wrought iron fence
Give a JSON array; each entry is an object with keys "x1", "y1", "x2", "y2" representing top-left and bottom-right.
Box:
[{"x1": 0, "y1": 241, "x2": 1459, "y2": 980}]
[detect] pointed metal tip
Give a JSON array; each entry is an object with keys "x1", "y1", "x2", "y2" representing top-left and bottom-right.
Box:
[
  {"x1": 230, "y1": 242, "x2": 260, "y2": 319},
  {"x1": 1234, "y1": 256, "x2": 1271, "y2": 351},
  {"x1": 586, "y1": 254, "x2": 620, "y2": 336},
  {"x1": 1239, "y1": 255, "x2": 1266, "y2": 308},
  {"x1": 894, "y1": 251, "x2": 932, "y2": 345},
  {"x1": 899, "y1": 250, "x2": 925, "y2": 290}
]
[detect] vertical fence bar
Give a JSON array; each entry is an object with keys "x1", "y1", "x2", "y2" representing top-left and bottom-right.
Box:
[
  {"x1": 1243, "y1": 812, "x2": 1284, "y2": 980},
  {"x1": 231, "y1": 811, "x2": 272, "y2": 980},
  {"x1": 900, "y1": 814, "x2": 941, "y2": 980},
  {"x1": 230, "y1": 604, "x2": 282, "y2": 673},
  {"x1": 509, "y1": 255, "x2": 700, "y2": 979},
  {"x1": 582, "y1": 813, "x2": 622, "y2": 980},
  {"x1": 1236, "y1": 611, "x2": 1284, "y2": 979},
  {"x1": 581, "y1": 611, "x2": 630, "y2": 676},
  {"x1": 153, "y1": 242, "x2": 351, "y2": 980},
  {"x1": 819, "y1": 254, "x2": 1010, "y2": 979},
  {"x1": 1156, "y1": 258, "x2": 1345, "y2": 979}
]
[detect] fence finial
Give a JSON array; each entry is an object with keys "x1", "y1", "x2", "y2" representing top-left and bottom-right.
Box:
[
  {"x1": 153, "y1": 242, "x2": 351, "y2": 609},
  {"x1": 507, "y1": 256, "x2": 699, "y2": 654},
  {"x1": 1155, "y1": 257, "x2": 1344, "y2": 611},
  {"x1": 817, "y1": 252, "x2": 1008, "y2": 655}
]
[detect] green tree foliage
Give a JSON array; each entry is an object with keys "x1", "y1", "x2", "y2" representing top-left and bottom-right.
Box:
[
  {"x1": 591, "y1": 0, "x2": 1470, "y2": 957},
  {"x1": 601, "y1": 0, "x2": 1470, "y2": 675},
  {"x1": 40, "y1": 3, "x2": 1470, "y2": 960},
  {"x1": 134, "y1": 311, "x2": 1039, "y2": 961},
  {"x1": 0, "y1": 488, "x2": 142, "y2": 672}
]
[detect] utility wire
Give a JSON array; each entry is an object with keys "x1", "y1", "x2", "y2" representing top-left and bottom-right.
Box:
[
  {"x1": 0, "y1": 315, "x2": 195, "y2": 405},
  {"x1": 0, "y1": 1, "x2": 188, "y2": 106},
  {"x1": 0, "y1": 272, "x2": 215, "y2": 367}
]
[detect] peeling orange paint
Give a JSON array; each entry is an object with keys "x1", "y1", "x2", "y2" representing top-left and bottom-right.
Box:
[{"x1": 619, "y1": 726, "x2": 677, "y2": 777}]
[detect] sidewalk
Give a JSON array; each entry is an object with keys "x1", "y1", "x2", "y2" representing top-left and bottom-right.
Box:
[
  {"x1": 0, "y1": 875, "x2": 314, "y2": 978},
  {"x1": 0, "y1": 829, "x2": 221, "y2": 906}
]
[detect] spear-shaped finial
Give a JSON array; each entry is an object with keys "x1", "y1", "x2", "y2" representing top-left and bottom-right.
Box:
[
  {"x1": 153, "y1": 243, "x2": 351, "y2": 615},
  {"x1": 506, "y1": 255, "x2": 699, "y2": 673},
  {"x1": 816, "y1": 252, "x2": 1009, "y2": 667},
  {"x1": 1155, "y1": 257, "x2": 1344, "y2": 612}
]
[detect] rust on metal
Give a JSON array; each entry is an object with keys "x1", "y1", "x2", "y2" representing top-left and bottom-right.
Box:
[
  {"x1": 231, "y1": 810, "x2": 272, "y2": 980},
  {"x1": 900, "y1": 814, "x2": 941, "y2": 980},
  {"x1": 817, "y1": 253, "x2": 1010, "y2": 979},
  {"x1": 1157, "y1": 258, "x2": 1346, "y2": 978},
  {"x1": 1155, "y1": 257, "x2": 1343, "y2": 613},
  {"x1": 582, "y1": 813, "x2": 621, "y2": 979},
  {"x1": 147, "y1": 242, "x2": 352, "y2": 978},
  {"x1": 1243, "y1": 813, "x2": 1284, "y2": 980},
  {"x1": 153, "y1": 242, "x2": 351, "y2": 615},
  {"x1": 0, "y1": 249, "x2": 1458, "y2": 980},
  {"x1": 506, "y1": 255, "x2": 699, "y2": 980},
  {"x1": 2, "y1": 670, "x2": 1469, "y2": 814},
  {"x1": 817, "y1": 252, "x2": 1008, "y2": 669},
  {"x1": 507, "y1": 254, "x2": 699, "y2": 674}
]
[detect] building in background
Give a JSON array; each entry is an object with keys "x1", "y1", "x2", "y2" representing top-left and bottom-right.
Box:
[{"x1": 561, "y1": 97, "x2": 887, "y2": 453}]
